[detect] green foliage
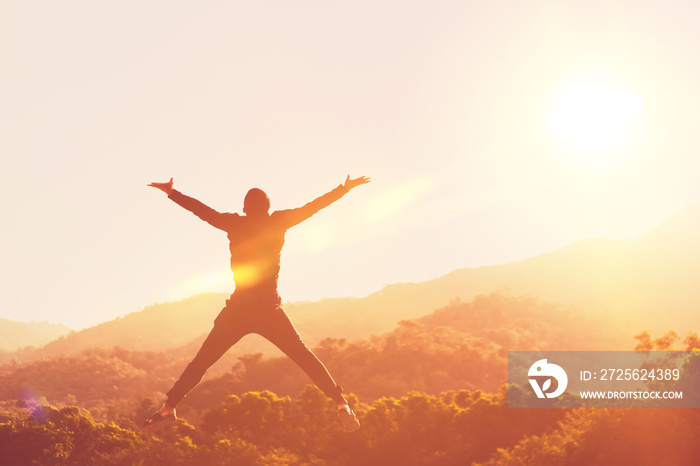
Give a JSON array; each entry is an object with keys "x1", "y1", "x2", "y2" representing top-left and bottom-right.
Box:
[
  {"x1": 0, "y1": 293, "x2": 622, "y2": 428},
  {"x1": 200, "y1": 385, "x2": 566, "y2": 465},
  {"x1": 188, "y1": 293, "x2": 619, "y2": 410},
  {"x1": 1, "y1": 295, "x2": 699, "y2": 464},
  {"x1": 479, "y1": 408, "x2": 700, "y2": 466},
  {"x1": 2, "y1": 382, "x2": 700, "y2": 465},
  {"x1": 0, "y1": 405, "x2": 144, "y2": 465}
]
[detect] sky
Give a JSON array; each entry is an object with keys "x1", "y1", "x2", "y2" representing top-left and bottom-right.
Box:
[{"x1": 2, "y1": 1, "x2": 700, "y2": 329}]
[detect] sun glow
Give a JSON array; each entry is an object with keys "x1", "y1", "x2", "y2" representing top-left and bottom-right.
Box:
[
  {"x1": 178, "y1": 267, "x2": 232, "y2": 296},
  {"x1": 365, "y1": 178, "x2": 433, "y2": 222},
  {"x1": 548, "y1": 78, "x2": 645, "y2": 158}
]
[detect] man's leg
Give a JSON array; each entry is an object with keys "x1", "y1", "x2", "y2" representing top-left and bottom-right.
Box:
[
  {"x1": 142, "y1": 320, "x2": 245, "y2": 433},
  {"x1": 166, "y1": 322, "x2": 245, "y2": 407},
  {"x1": 258, "y1": 307, "x2": 360, "y2": 431},
  {"x1": 258, "y1": 307, "x2": 346, "y2": 404}
]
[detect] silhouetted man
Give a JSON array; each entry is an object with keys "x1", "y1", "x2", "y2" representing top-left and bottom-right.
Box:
[{"x1": 142, "y1": 175, "x2": 370, "y2": 434}]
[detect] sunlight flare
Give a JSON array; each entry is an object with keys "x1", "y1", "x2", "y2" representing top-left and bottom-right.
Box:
[
  {"x1": 179, "y1": 267, "x2": 232, "y2": 295},
  {"x1": 547, "y1": 78, "x2": 645, "y2": 157},
  {"x1": 365, "y1": 178, "x2": 433, "y2": 222}
]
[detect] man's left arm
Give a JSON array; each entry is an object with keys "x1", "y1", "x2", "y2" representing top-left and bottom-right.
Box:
[{"x1": 280, "y1": 175, "x2": 370, "y2": 227}]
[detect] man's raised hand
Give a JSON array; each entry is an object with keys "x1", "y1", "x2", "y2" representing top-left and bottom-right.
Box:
[
  {"x1": 148, "y1": 177, "x2": 174, "y2": 195},
  {"x1": 344, "y1": 175, "x2": 371, "y2": 190}
]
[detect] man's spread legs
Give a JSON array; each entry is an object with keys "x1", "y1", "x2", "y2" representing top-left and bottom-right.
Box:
[{"x1": 258, "y1": 306, "x2": 346, "y2": 405}]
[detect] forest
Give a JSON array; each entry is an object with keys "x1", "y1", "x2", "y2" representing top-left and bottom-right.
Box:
[{"x1": 1, "y1": 292, "x2": 699, "y2": 465}]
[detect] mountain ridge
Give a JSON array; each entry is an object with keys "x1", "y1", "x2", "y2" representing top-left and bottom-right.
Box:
[
  {"x1": 0, "y1": 319, "x2": 71, "y2": 352},
  {"x1": 2, "y1": 204, "x2": 698, "y2": 364}
]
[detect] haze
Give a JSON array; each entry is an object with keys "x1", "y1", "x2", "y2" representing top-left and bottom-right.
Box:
[{"x1": 2, "y1": 1, "x2": 700, "y2": 329}]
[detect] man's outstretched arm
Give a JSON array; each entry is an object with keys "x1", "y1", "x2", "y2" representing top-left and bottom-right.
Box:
[
  {"x1": 281, "y1": 175, "x2": 370, "y2": 227},
  {"x1": 148, "y1": 177, "x2": 231, "y2": 231},
  {"x1": 342, "y1": 175, "x2": 371, "y2": 191}
]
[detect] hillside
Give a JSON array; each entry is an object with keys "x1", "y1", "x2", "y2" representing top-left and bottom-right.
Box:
[
  {"x1": 0, "y1": 319, "x2": 71, "y2": 352},
  {"x1": 0, "y1": 291, "x2": 696, "y2": 466},
  {"x1": 3, "y1": 205, "x2": 699, "y2": 364},
  {"x1": 0, "y1": 293, "x2": 628, "y2": 420},
  {"x1": 0, "y1": 291, "x2": 444, "y2": 365},
  {"x1": 290, "y1": 205, "x2": 700, "y2": 342},
  {"x1": 370, "y1": 204, "x2": 700, "y2": 335},
  {"x1": 0, "y1": 294, "x2": 224, "y2": 364},
  {"x1": 181, "y1": 292, "x2": 630, "y2": 411}
]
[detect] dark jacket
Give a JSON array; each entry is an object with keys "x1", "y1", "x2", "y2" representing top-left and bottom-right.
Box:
[{"x1": 168, "y1": 184, "x2": 349, "y2": 293}]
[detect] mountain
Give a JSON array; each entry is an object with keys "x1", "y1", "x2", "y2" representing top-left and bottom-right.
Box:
[
  {"x1": 0, "y1": 293, "x2": 625, "y2": 426},
  {"x1": 429, "y1": 205, "x2": 700, "y2": 333},
  {"x1": 2, "y1": 205, "x2": 699, "y2": 364},
  {"x1": 0, "y1": 319, "x2": 71, "y2": 352},
  {"x1": 289, "y1": 204, "x2": 700, "y2": 337},
  {"x1": 0, "y1": 294, "x2": 228, "y2": 364},
  {"x1": 0, "y1": 289, "x2": 453, "y2": 365}
]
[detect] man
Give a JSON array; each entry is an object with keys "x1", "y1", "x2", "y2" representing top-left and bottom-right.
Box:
[{"x1": 141, "y1": 174, "x2": 370, "y2": 434}]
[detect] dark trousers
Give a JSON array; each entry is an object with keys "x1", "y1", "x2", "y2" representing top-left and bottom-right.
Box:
[{"x1": 166, "y1": 294, "x2": 345, "y2": 406}]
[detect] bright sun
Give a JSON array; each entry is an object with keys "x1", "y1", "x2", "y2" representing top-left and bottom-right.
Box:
[{"x1": 548, "y1": 78, "x2": 645, "y2": 158}]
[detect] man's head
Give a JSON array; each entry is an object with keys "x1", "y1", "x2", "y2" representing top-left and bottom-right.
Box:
[{"x1": 243, "y1": 188, "x2": 270, "y2": 216}]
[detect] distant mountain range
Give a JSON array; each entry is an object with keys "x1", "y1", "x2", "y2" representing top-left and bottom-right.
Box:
[
  {"x1": 426, "y1": 204, "x2": 700, "y2": 334},
  {"x1": 2, "y1": 205, "x2": 698, "y2": 364},
  {"x1": 0, "y1": 319, "x2": 71, "y2": 352}
]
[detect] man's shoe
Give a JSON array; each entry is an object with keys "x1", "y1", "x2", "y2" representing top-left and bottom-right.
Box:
[
  {"x1": 337, "y1": 405, "x2": 360, "y2": 432},
  {"x1": 141, "y1": 410, "x2": 177, "y2": 434}
]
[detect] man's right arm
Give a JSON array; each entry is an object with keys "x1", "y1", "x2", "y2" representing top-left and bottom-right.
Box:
[{"x1": 149, "y1": 178, "x2": 232, "y2": 231}]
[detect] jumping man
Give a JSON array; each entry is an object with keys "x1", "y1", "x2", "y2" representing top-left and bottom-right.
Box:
[{"x1": 141, "y1": 175, "x2": 370, "y2": 433}]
